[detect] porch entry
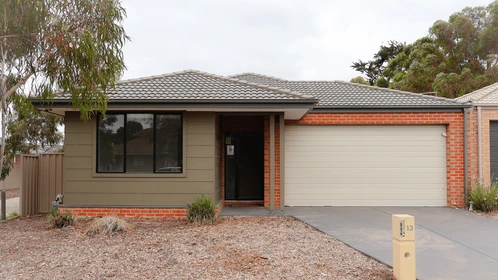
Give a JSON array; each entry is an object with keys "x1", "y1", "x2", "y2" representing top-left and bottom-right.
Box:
[{"x1": 225, "y1": 133, "x2": 264, "y2": 200}]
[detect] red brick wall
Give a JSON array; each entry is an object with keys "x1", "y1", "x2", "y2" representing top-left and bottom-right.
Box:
[
  {"x1": 59, "y1": 204, "x2": 224, "y2": 218},
  {"x1": 286, "y1": 112, "x2": 466, "y2": 208},
  {"x1": 264, "y1": 116, "x2": 280, "y2": 208},
  {"x1": 467, "y1": 107, "x2": 498, "y2": 186},
  {"x1": 467, "y1": 108, "x2": 479, "y2": 185}
]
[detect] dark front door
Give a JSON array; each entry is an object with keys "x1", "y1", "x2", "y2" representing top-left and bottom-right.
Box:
[{"x1": 225, "y1": 134, "x2": 264, "y2": 200}]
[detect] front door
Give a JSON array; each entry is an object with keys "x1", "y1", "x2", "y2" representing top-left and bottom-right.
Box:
[{"x1": 225, "y1": 133, "x2": 264, "y2": 200}]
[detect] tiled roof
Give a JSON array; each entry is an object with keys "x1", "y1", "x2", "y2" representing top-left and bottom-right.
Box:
[
  {"x1": 455, "y1": 82, "x2": 498, "y2": 104},
  {"x1": 231, "y1": 73, "x2": 465, "y2": 108},
  {"x1": 53, "y1": 70, "x2": 315, "y2": 102}
]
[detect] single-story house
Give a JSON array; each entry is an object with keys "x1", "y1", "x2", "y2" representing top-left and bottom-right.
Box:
[
  {"x1": 33, "y1": 70, "x2": 470, "y2": 217},
  {"x1": 456, "y1": 82, "x2": 498, "y2": 185}
]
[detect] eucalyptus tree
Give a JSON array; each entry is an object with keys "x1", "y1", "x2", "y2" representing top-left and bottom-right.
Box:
[
  {"x1": 0, "y1": 0, "x2": 129, "y2": 218},
  {"x1": 385, "y1": 1, "x2": 498, "y2": 98}
]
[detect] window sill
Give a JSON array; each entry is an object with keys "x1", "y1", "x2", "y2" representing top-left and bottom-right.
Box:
[{"x1": 91, "y1": 172, "x2": 187, "y2": 178}]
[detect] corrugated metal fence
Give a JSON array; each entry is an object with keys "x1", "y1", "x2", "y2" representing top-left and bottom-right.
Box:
[{"x1": 21, "y1": 154, "x2": 64, "y2": 217}]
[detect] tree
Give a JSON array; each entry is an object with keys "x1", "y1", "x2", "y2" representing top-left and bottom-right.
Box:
[
  {"x1": 384, "y1": 1, "x2": 498, "y2": 98},
  {"x1": 0, "y1": 0, "x2": 129, "y2": 217},
  {"x1": 351, "y1": 40, "x2": 405, "y2": 87},
  {"x1": 385, "y1": 37, "x2": 444, "y2": 94},
  {"x1": 7, "y1": 95, "x2": 63, "y2": 155},
  {"x1": 350, "y1": 76, "x2": 369, "y2": 85}
]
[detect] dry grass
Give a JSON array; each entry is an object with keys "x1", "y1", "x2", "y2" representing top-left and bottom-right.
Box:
[
  {"x1": 85, "y1": 216, "x2": 133, "y2": 236},
  {"x1": 0, "y1": 216, "x2": 392, "y2": 279}
]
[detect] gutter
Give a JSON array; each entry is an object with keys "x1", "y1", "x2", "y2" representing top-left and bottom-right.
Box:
[
  {"x1": 311, "y1": 107, "x2": 472, "y2": 113},
  {"x1": 31, "y1": 98, "x2": 319, "y2": 105}
]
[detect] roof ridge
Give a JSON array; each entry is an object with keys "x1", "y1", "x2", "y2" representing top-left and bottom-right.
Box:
[
  {"x1": 229, "y1": 73, "x2": 459, "y2": 104},
  {"x1": 116, "y1": 69, "x2": 203, "y2": 84},
  {"x1": 324, "y1": 80, "x2": 461, "y2": 104},
  {"x1": 198, "y1": 71, "x2": 314, "y2": 100},
  {"x1": 455, "y1": 81, "x2": 498, "y2": 102},
  {"x1": 117, "y1": 70, "x2": 316, "y2": 101},
  {"x1": 229, "y1": 72, "x2": 289, "y2": 82}
]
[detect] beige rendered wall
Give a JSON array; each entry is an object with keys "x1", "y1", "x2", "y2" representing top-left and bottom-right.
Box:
[
  {"x1": 63, "y1": 111, "x2": 217, "y2": 207},
  {"x1": 471, "y1": 107, "x2": 498, "y2": 185}
]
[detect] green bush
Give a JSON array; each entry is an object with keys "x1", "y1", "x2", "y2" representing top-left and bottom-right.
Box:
[
  {"x1": 7, "y1": 211, "x2": 19, "y2": 219},
  {"x1": 186, "y1": 195, "x2": 216, "y2": 225},
  {"x1": 468, "y1": 183, "x2": 498, "y2": 212},
  {"x1": 47, "y1": 208, "x2": 74, "y2": 228}
]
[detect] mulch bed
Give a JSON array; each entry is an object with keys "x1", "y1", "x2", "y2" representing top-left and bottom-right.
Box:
[{"x1": 0, "y1": 216, "x2": 392, "y2": 279}]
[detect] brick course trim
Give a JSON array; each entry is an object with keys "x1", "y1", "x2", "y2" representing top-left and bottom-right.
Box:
[
  {"x1": 286, "y1": 112, "x2": 466, "y2": 208},
  {"x1": 59, "y1": 203, "x2": 224, "y2": 218}
]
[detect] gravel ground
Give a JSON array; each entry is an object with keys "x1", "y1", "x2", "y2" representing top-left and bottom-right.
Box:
[
  {"x1": 482, "y1": 210, "x2": 498, "y2": 221},
  {"x1": 0, "y1": 216, "x2": 392, "y2": 280},
  {"x1": 2, "y1": 188, "x2": 20, "y2": 199}
]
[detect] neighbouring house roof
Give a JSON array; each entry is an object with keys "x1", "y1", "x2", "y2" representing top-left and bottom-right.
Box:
[
  {"x1": 230, "y1": 73, "x2": 468, "y2": 109},
  {"x1": 455, "y1": 82, "x2": 498, "y2": 105}
]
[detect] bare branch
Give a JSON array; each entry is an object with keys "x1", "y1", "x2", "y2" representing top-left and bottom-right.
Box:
[{"x1": 4, "y1": 72, "x2": 34, "y2": 99}]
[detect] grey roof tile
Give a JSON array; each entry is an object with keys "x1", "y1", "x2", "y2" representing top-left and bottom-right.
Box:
[
  {"x1": 54, "y1": 70, "x2": 314, "y2": 102},
  {"x1": 455, "y1": 82, "x2": 498, "y2": 104},
  {"x1": 231, "y1": 73, "x2": 464, "y2": 108}
]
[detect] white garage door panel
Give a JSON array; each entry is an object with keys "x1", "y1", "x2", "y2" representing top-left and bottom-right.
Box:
[{"x1": 285, "y1": 125, "x2": 447, "y2": 206}]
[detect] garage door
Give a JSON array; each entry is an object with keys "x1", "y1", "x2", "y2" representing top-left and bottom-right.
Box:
[{"x1": 285, "y1": 125, "x2": 447, "y2": 206}]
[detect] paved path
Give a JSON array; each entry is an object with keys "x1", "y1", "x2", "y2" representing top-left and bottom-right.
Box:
[{"x1": 221, "y1": 206, "x2": 498, "y2": 280}]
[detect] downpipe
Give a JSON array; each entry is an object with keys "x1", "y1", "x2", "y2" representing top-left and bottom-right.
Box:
[{"x1": 1, "y1": 189, "x2": 5, "y2": 220}]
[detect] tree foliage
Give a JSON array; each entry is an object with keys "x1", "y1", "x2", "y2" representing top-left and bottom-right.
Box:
[
  {"x1": 351, "y1": 40, "x2": 405, "y2": 87},
  {"x1": 350, "y1": 76, "x2": 369, "y2": 85},
  {"x1": 0, "y1": 0, "x2": 129, "y2": 179},
  {"x1": 8, "y1": 95, "x2": 63, "y2": 153},
  {"x1": 356, "y1": 1, "x2": 498, "y2": 98}
]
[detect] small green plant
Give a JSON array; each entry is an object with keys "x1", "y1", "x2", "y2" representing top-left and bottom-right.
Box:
[
  {"x1": 186, "y1": 195, "x2": 216, "y2": 225},
  {"x1": 47, "y1": 208, "x2": 74, "y2": 228},
  {"x1": 7, "y1": 211, "x2": 19, "y2": 219},
  {"x1": 468, "y1": 183, "x2": 498, "y2": 212},
  {"x1": 85, "y1": 216, "x2": 132, "y2": 236}
]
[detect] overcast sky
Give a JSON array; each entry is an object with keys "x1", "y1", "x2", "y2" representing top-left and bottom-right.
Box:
[{"x1": 121, "y1": 0, "x2": 493, "y2": 82}]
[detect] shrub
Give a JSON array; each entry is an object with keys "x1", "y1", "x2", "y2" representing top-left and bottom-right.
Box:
[
  {"x1": 85, "y1": 216, "x2": 132, "y2": 236},
  {"x1": 7, "y1": 211, "x2": 19, "y2": 219},
  {"x1": 186, "y1": 195, "x2": 216, "y2": 225},
  {"x1": 47, "y1": 208, "x2": 74, "y2": 228},
  {"x1": 468, "y1": 183, "x2": 498, "y2": 212}
]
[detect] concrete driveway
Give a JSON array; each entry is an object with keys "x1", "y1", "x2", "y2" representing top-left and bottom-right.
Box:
[{"x1": 283, "y1": 207, "x2": 498, "y2": 280}]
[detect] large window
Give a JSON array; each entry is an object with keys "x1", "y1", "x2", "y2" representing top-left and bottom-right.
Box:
[{"x1": 97, "y1": 113, "x2": 182, "y2": 173}]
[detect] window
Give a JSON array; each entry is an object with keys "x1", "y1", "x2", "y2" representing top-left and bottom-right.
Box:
[{"x1": 97, "y1": 113, "x2": 182, "y2": 173}]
